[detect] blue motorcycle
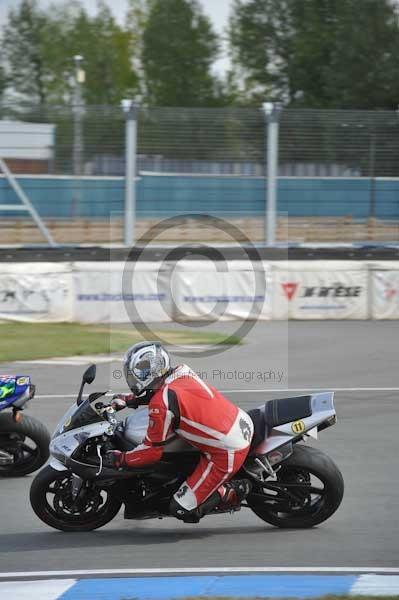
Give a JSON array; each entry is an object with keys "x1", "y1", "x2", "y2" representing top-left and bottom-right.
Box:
[{"x1": 0, "y1": 375, "x2": 50, "y2": 476}]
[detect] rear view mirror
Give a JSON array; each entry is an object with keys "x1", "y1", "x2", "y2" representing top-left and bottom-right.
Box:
[{"x1": 83, "y1": 364, "x2": 96, "y2": 385}]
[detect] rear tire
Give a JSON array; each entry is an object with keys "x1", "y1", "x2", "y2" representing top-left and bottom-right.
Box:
[
  {"x1": 0, "y1": 413, "x2": 50, "y2": 477},
  {"x1": 247, "y1": 444, "x2": 344, "y2": 528},
  {"x1": 30, "y1": 465, "x2": 122, "y2": 532}
]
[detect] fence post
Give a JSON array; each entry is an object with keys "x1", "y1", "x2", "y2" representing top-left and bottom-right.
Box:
[
  {"x1": 368, "y1": 129, "x2": 376, "y2": 220},
  {"x1": 263, "y1": 102, "x2": 281, "y2": 245},
  {"x1": 122, "y1": 100, "x2": 138, "y2": 247}
]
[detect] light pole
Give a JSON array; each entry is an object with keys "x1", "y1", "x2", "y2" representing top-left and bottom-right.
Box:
[
  {"x1": 263, "y1": 102, "x2": 281, "y2": 245},
  {"x1": 122, "y1": 99, "x2": 138, "y2": 247},
  {"x1": 73, "y1": 55, "x2": 85, "y2": 215}
]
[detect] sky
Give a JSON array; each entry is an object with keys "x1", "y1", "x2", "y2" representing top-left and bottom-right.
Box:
[{"x1": 0, "y1": 0, "x2": 233, "y2": 75}]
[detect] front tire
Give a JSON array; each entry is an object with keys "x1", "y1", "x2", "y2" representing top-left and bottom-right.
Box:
[
  {"x1": 247, "y1": 444, "x2": 344, "y2": 528},
  {"x1": 0, "y1": 413, "x2": 50, "y2": 477},
  {"x1": 30, "y1": 466, "x2": 122, "y2": 531}
]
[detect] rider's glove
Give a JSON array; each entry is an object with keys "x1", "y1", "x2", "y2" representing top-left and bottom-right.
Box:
[
  {"x1": 111, "y1": 393, "x2": 138, "y2": 409},
  {"x1": 110, "y1": 396, "x2": 127, "y2": 411}
]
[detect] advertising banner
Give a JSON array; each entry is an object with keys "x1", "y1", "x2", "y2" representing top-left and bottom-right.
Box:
[
  {"x1": 273, "y1": 267, "x2": 368, "y2": 319},
  {"x1": 4, "y1": 260, "x2": 399, "y2": 323},
  {"x1": 0, "y1": 263, "x2": 73, "y2": 322},
  {"x1": 372, "y1": 270, "x2": 399, "y2": 319},
  {"x1": 72, "y1": 262, "x2": 171, "y2": 323},
  {"x1": 173, "y1": 261, "x2": 272, "y2": 321}
]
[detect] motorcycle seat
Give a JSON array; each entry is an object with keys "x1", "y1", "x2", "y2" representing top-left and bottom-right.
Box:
[
  {"x1": 265, "y1": 396, "x2": 312, "y2": 428},
  {"x1": 247, "y1": 395, "x2": 312, "y2": 449}
]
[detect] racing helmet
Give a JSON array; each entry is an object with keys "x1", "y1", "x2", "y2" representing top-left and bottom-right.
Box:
[{"x1": 123, "y1": 342, "x2": 171, "y2": 396}]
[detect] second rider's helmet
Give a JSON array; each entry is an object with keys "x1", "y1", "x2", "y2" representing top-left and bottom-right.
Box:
[{"x1": 123, "y1": 341, "x2": 171, "y2": 396}]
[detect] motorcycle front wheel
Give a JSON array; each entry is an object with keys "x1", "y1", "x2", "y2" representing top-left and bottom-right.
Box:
[
  {"x1": 30, "y1": 466, "x2": 122, "y2": 531},
  {"x1": 247, "y1": 444, "x2": 344, "y2": 528},
  {"x1": 0, "y1": 413, "x2": 50, "y2": 477}
]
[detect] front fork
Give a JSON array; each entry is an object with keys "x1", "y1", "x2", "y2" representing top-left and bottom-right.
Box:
[{"x1": 71, "y1": 474, "x2": 84, "y2": 501}]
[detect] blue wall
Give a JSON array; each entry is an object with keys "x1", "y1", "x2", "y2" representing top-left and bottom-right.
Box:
[{"x1": 1, "y1": 175, "x2": 398, "y2": 219}]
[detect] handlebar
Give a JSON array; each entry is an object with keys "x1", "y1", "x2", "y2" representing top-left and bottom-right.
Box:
[{"x1": 94, "y1": 403, "x2": 118, "y2": 427}]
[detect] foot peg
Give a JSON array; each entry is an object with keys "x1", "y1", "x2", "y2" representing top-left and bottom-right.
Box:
[{"x1": 220, "y1": 479, "x2": 252, "y2": 507}]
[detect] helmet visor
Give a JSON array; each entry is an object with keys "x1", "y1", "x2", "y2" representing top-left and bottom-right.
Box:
[{"x1": 123, "y1": 359, "x2": 151, "y2": 394}]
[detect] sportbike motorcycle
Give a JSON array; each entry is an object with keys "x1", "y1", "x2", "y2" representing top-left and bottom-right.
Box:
[
  {"x1": 30, "y1": 365, "x2": 344, "y2": 531},
  {"x1": 0, "y1": 375, "x2": 50, "y2": 476}
]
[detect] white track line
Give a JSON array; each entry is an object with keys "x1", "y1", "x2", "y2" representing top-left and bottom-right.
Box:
[
  {"x1": 36, "y1": 394, "x2": 76, "y2": 399},
  {"x1": 1, "y1": 567, "x2": 399, "y2": 579},
  {"x1": 34, "y1": 387, "x2": 399, "y2": 400}
]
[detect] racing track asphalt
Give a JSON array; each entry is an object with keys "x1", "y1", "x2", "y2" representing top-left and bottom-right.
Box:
[{"x1": 0, "y1": 321, "x2": 398, "y2": 573}]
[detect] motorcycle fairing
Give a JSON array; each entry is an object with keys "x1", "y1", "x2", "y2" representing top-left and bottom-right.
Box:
[
  {"x1": 0, "y1": 375, "x2": 32, "y2": 410},
  {"x1": 254, "y1": 392, "x2": 336, "y2": 455},
  {"x1": 49, "y1": 456, "x2": 68, "y2": 471},
  {"x1": 50, "y1": 421, "x2": 111, "y2": 464},
  {"x1": 50, "y1": 402, "x2": 196, "y2": 478},
  {"x1": 53, "y1": 399, "x2": 104, "y2": 437}
]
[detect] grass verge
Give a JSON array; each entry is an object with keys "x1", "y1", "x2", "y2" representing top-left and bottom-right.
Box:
[{"x1": 0, "y1": 323, "x2": 241, "y2": 362}]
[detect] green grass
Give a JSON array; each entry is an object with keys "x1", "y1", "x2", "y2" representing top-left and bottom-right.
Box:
[{"x1": 0, "y1": 323, "x2": 241, "y2": 362}]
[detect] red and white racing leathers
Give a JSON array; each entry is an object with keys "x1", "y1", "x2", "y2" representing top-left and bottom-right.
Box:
[{"x1": 122, "y1": 365, "x2": 254, "y2": 511}]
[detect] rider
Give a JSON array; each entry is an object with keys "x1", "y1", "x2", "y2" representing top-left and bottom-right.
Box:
[{"x1": 109, "y1": 342, "x2": 254, "y2": 523}]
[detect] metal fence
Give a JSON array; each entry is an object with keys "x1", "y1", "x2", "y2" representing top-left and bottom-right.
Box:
[{"x1": 1, "y1": 102, "x2": 399, "y2": 245}]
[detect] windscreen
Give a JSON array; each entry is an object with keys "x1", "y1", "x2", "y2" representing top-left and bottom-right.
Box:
[{"x1": 53, "y1": 399, "x2": 104, "y2": 438}]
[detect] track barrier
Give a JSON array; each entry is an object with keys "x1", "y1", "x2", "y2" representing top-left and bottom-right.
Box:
[{"x1": 1, "y1": 260, "x2": 399, "y2": 322}]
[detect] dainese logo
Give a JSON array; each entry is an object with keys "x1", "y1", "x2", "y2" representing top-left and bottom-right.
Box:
[{"x1": 281, "y1": 283, "x2": 298, "y2": 301}]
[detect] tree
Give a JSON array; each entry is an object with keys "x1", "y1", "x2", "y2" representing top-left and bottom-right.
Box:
[
  {"x1": 0, "y1": 66, "x2": 6, "y2": 101},
  {"x1": 66, "y1": 2, "x2": 139, "y2": 105},
  {"x1": 229, "y1": 0, "x2": 399, "y2": 109},
  {"x1": 1, "y1": 0, "x2": 56, "y2": 105},
  {"x1": 1, "y1": 0, "x2": 139, "y2": 106},
  {"x1": 142, "y1": 0, "x2": 222, "y2": 106},
  {"x1": 125, "y1": 0, "x2": 155, "y2": 98}
]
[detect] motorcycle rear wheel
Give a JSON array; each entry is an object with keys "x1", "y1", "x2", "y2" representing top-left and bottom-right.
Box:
[
  {"x1": 30, "y1": 465, "x2": 122, "y2": 531},
  {"x1": 247, "y1": 444, "x2": 344, "y2": 528},
  {"x1": 0, "y1": 413, "x2": 50, "y2": 477}
]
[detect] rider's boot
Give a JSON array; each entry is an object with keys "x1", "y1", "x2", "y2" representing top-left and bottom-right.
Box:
[
  {"x1": 170, "y1": 492, "x2": 221, "y2": 522},
  {"x1": 197, "y1": 479, "x2": 252, "y2": 517},
  {"x1": 217, "y1": 479, "x2": 252, "y2": 508},
  {"x1": 170, "y1": 479, "x2": 252, "y2": 523}
]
